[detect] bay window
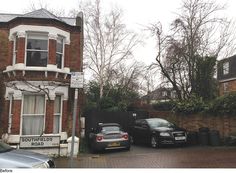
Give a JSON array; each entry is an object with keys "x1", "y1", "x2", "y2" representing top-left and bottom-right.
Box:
[
  {"x1": 22, "y1": 95, "x2": 45, "y2": 135},
  {"x1": 26, "y1": 32, "x2": 48, "y2": 67}
]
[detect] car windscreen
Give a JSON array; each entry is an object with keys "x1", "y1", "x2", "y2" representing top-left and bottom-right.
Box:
[
  {"x1": 101, "y1": 126, "x2": 120, "y2": 132},
  {"x1": 146, "y1": 119, "x2": 175, "y2": 128},
  {"x1": 0, "y1": 142, "x2": 13, "y2": 153}
]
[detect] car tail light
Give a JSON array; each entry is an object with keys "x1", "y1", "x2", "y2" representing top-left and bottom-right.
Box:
[
  {"x1": 122, "y1": 133, "x2": 129, "y2": 140},
  {"x1": 96, "y1": 135, "x2": 103, "y2": 142}
]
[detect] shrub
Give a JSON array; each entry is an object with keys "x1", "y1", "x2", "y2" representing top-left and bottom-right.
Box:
[
  {"x1": 152, "y1": 101, "x2": 175, "y2": 111},
  {"x1": 174, "y1": 96, "x2": 207, "y2": 115},
  {"x1": 98, "y1": 97, "x2": 115, "y2": 110},
  {"x1": 209, "y1": 92, "x2": 236, "y2": 115}
]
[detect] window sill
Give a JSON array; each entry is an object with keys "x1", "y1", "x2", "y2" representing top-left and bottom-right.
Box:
[{"x1": 4, "y1": 63, "x2": 70, "y2": 79}]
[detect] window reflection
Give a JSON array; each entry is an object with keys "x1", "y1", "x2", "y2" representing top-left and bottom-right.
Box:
[{"x1": 26, "y1": 33, "x2": 48, "y2": 67}]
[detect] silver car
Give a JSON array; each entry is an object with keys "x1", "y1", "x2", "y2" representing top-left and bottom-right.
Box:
[
  {"x1": 0, "y1": 141, "x2": 55, "y2": 168},
  {"x1": 88, "y1": 123, "x2": 131, "y2": 153}
]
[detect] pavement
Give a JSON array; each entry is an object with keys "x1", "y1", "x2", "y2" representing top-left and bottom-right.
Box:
[{"x1": 54, "y1": 145, "x2": 236, "y2": 168}]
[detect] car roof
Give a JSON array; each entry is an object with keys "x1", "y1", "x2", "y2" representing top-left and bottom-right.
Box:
[
  {"x1": 98, "y1": 123, "x2": 120, "y2": 127},
  {"x1": 135, "y1": 118, "x2": 167, "y2": 123}
]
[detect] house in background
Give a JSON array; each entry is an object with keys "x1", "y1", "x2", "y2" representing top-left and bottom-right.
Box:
[
  {"x1": 141, "y1": 87, "x2": 177, "y2": 104},
  {"x1": 0, "y1": 9, "x2": 83, "y2": 154},
  {"x1": 217, "y1": 55, "x2": 236, "y2": 96}
]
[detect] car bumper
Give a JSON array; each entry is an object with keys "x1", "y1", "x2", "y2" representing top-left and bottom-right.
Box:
[
  {"x1": 92, "y1": 140, "x2": 130, "y2": 151},
  {"x1": 159, "y1": 136, "x2": 187, "y2": 145}
]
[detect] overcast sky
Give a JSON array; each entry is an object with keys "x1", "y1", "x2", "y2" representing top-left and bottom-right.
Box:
[{"x1": 1, "y1": 0, "x2": 236, "y2": 65}]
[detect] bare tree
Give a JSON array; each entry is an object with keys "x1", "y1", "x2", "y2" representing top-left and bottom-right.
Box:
[
  {"x1": 149, "y1": 0, "x2": 236, "y2": 100},
  {"x1": 79, "y1": 0, "x2": 140, "y2": 98}
]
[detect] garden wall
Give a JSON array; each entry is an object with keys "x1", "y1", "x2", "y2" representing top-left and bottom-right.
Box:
[{"x1": 149, "y1": 111, "x2": 236, "y2": 138}]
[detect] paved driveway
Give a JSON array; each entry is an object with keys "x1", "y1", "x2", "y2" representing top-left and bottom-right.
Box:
[{"x1": 55, "y1": 145, "x2": 236, "y2": 168}]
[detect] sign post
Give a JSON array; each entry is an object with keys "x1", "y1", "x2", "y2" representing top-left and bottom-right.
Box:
[{"x1": 70, "y1": 72, "x2": 84, "y2": 167}]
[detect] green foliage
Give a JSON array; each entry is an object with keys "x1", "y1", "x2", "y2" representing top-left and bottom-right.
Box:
[
  {"x1": 172, "y1": 93, "x2": 236, "y2": 116},
  {"x1": 194, "y1": 56, "x2": 217, "y2": 101},
  {"x1": 99, "y1": 97, "x2": 115, "y2": 110},
  {"x1": 84, "y1": 81, "x2": 140, "y2": 112},
  {"x1": 83, "y1": 101, "x2": 97, "y2": 112},
  {"x1": 152, "y1": 101, "x2": 175, "y2": 111},
  {"x1": 209, "y1": 93, "x2": 236, "y2": 115},
  {"x1": 174, "y1": 95, "x2": 207, "y2": 115}
]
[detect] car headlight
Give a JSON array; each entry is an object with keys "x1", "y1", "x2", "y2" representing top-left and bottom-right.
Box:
[
  {"x1": 160, "y1": 132, "x2": 171, "y2": 137},
  {"x1": 33, "y1": 162, "x2": 49, "y2": 168}
]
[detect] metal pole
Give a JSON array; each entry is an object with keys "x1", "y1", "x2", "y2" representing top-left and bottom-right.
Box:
[{"x1": 70, "y1": 88, "x2": 78, "y2": 167}]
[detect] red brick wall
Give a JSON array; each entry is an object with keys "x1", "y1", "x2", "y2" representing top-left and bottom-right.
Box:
[
  {"x1": 219, "y1": 80, "x2": 236, "y2": 96},
  {"x1": 1, "y1": 100, "x2": 9, "y2": 134},
  {"x1": 69, "y1": 33, "x2": 81, "y2": 71},
  {"x1": 62, "y1": 100, "x2": 68, "y2": 132},
  {"x1": 64, "y1": 44, "x2": 70, "y2": 67},
  {"x1": 16, "y1": 37, "x2": 25, "y2": 64},
  {"x1": 11, "y1": 100, "x2": 21, "y2": 134},
  {"x1": 45, "y1": 100, "x2": 54, "y2": 133},
  {"x1": 149, "y1": 111, "x2": 236, "y2": 138},
  {"x1": 8, "y1": 41, "x2": 13, "y2": 65},
  {"x1": 0, "y1": 29, "x2": 9, "y2": 70},
  {"x1": 48, "y1": 39, "x2": 56, "y2": 65}
]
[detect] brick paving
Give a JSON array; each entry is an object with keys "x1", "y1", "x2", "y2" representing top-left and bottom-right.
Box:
[{"x1": 54, "y1": 145, "x2": 236, "y2": 168}]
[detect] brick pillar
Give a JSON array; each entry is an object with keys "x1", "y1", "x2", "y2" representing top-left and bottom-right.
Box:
[
  {"x1": 11, "y1": 100, "x2": 22, "y2": 134},
  {"x1": 8, "y1": 41, "x2": 14, "y2": 65},
  {"x1": 0, "y1": 101, "x2": 10, "y2": 134},
  {"x1": 48, "y1": 34, "x2": 57, "y2": 65},
  {"x1": 16, "y1": 31, "x2": 26, "y2": 64},
  {"x1": 64, "y1": 44, "x2": 70, "y2": 67},
  {"x1": 62, "y1": 100, "x2": 68, "y2": 132},
  {"x1": 223, "y1": 115, "x2": 230, "y2": 137},
  {"x1": 45, "y1": 100, "x2": 54, "y2": 133}
]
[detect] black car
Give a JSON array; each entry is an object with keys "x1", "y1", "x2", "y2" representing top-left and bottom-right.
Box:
[
  {"x1": 88, "y1": 123, "x2": 130, "y2": 152},
  {"x1": 130, "y1": 118, "x2": 187, "y2": 148}
]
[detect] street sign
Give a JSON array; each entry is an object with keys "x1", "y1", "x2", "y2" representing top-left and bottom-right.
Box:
[
  {"x1": 19, "y1": 135, "x2": 60, "y2": 148},
  {"x1": 70, "y1": 72, "x2": 84, "y2": 88}
]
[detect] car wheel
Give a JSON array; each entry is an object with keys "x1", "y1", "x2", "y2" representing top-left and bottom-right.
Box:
[
  {"x1": 150, "y1": 136, "x2": 158, "y2": 148},
  {"x1": 130, "y1": 135, "x2": 135, "y2": 144},
  {"x1": 125, "y1": 145, "x2": 131, "y2": 151}
]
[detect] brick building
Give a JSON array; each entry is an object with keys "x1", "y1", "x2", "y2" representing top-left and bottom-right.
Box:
[
  {"x1": 0, "y1": 9, "x2": 83, "y2": 147},
  {"x1": 217, "y1": 55, "x2": 236, "y2": 95}
]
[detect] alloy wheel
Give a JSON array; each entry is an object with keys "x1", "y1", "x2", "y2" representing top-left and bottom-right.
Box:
[{"x1": 151, "y1": 136, "x2": 158, "y2": 148}]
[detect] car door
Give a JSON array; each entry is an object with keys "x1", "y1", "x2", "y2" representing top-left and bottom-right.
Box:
[
  {"x1": 139, "y1": 120, "x2": 150, "y2": 144},
  {"x1": 132, "y1": 120, "x2": 143, "y2": 143}
]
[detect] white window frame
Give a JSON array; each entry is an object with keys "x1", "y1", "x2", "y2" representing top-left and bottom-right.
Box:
[
  {"x1": 12, "y1": 34, "x2": 18, "y2": 65},
  {"x1": 56, "y1": 36, "x2": 65, "y2": 69},
  {"x1": 25, "y1": 32, "x2": 49, "y2": 67},
  {"x1": 20, "y1": 94, "x2": 46, "y2": 136},
  {"x1": 223, "y1": 61, "x2": 229, "y2": 75},
  {"x1": 162, "y1": 91, "x2": 168, "y2": 97},
  {"x1": 53, "y1": 95, "x2": 63, "y2": 134},
  {"x1": 171, "y1": 91, "x2": 176, "y2": 99},
  {"x1": 223, "y1": 82, "x2": 229, "y2": 92}
]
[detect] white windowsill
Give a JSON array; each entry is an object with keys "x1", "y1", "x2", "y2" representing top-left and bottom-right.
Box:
[{"x1": 3, "y1": 63, "x2": 70, "y2": 75}]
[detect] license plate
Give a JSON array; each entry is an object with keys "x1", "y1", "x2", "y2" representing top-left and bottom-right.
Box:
[
  {"x1": 175, "y1": 136, "x2": 186, "y2": 140},
  {"x1": 108, "y1": 142, "x2": 120, "y2": 147}
]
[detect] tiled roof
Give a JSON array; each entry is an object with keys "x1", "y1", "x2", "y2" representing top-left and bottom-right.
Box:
[
  {"x1": 22, "y1": 8, "x2": 62, "y2": 21},
  {"x1": 0, "y1": 8, "x2": 76, "y2": 26},
  {"x1": 0, "y1": 14, "x2": 20, "y2": 22}
]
